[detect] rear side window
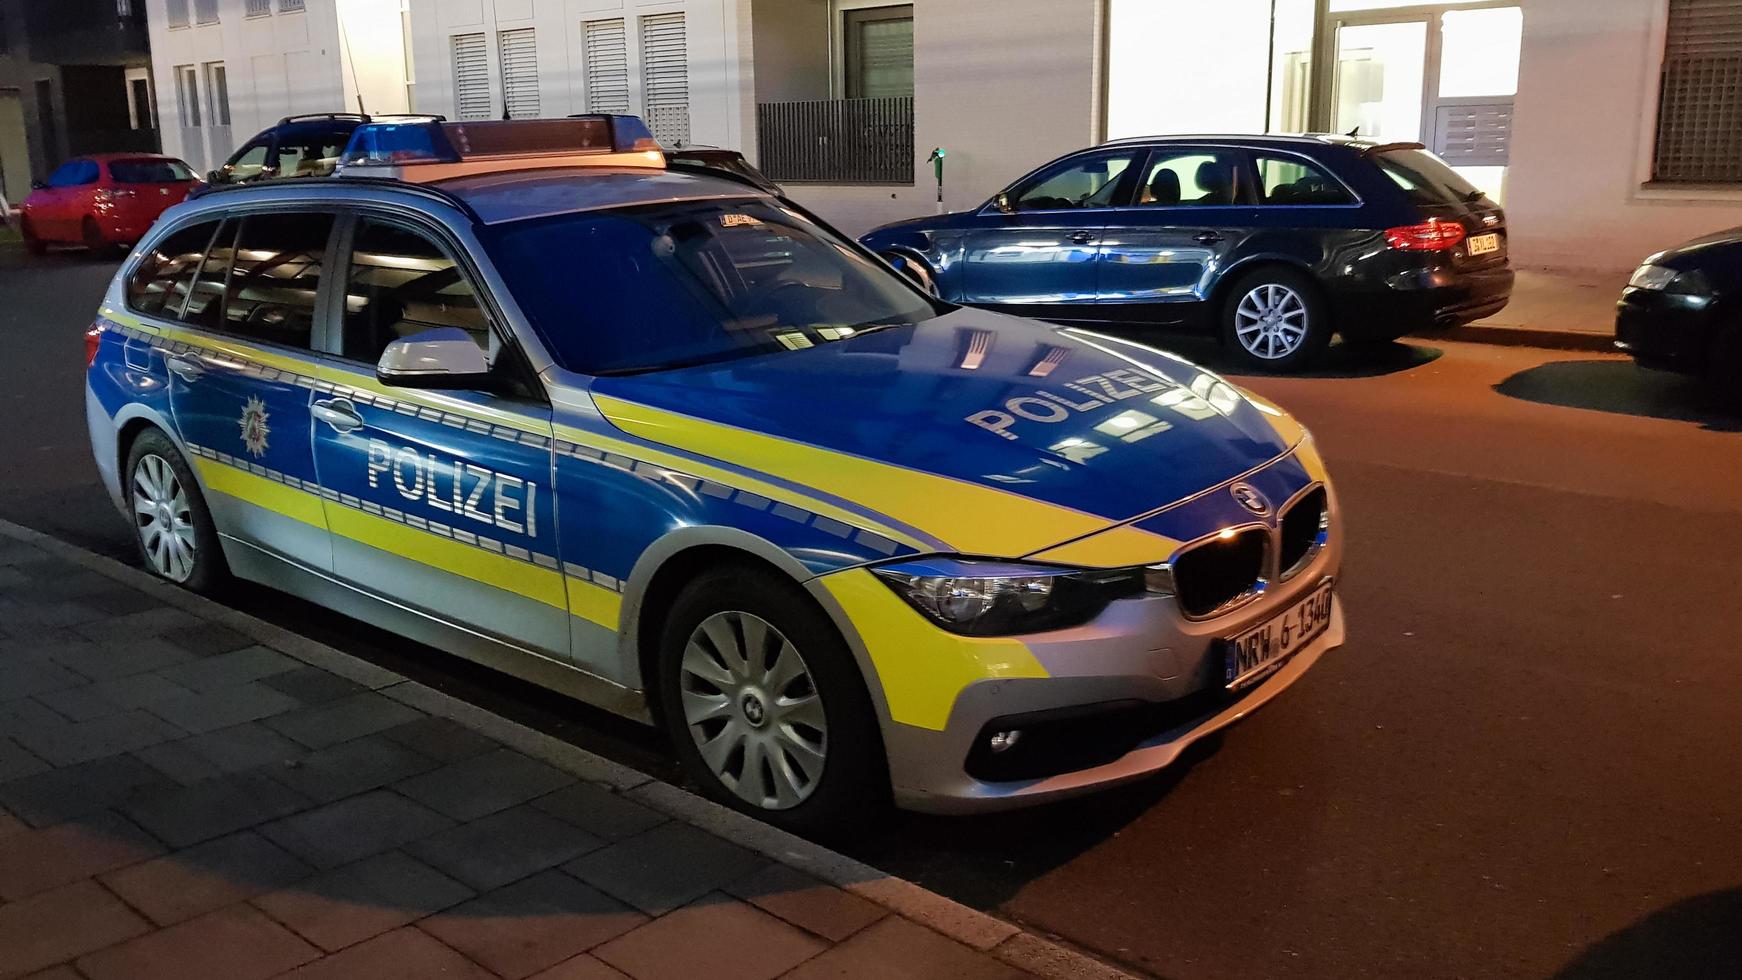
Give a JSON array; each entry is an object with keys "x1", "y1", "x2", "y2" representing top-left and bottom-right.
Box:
[
  {"x1": 108, "y1": 159, "x2": 196, "y2": 184},
  {"x1": 127, "y1": 221, "x2": 221, "y2": 318},
  {"x1": 340, "y1": 219, "x2": 492, "y2": 362},
  {"x1": 177, "y1": 212, "x2": 333, "y2": 347},
  {"x1": 1255, "y1": 155, "x2": 1355, "y2": 206},
  {"x1": 1132, "y1": 150, "x2": 1249, "y2": 207},
  {"x1": 1375, "y1": 149, "x2": 1485, "y2": 207}
]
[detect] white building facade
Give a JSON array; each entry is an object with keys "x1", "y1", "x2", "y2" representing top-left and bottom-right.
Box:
[
  {"x1": 146, "y1": 0, "x2": 1742, "y2": 272},
  {"x1": 143, "y1": 0, "x2": 411, "y2": 173}
]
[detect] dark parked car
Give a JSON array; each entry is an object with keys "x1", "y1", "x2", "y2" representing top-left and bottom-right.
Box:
[
  {"x1": 1616, "y1": 230, "x2": 1742, "y2": 407},
  {"x1": 204, "y1": 114, "x2": 371, "y2": 188},
  {"x1": 861, "y1": 135, "x2": 1514, "y2": 369}
]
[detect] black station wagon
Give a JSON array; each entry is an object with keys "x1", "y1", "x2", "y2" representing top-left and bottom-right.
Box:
[{"x1": 861, "y1": 134, "x2": 1514, "y2": 370}]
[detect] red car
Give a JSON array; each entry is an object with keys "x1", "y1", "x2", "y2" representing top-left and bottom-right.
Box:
[{"x1": 17, "y1": 153, "x2": 201, "y2": 257}]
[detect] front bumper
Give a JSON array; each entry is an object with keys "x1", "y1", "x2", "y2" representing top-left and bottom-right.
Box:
[{"x1": 1615, "y1": 287, "x2": 1714, "y2": 373}]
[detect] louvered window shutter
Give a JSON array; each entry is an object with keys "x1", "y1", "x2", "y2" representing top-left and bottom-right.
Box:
[
  {"x1": 640, "y1": 12, "x2": 689, "y2": 146},
  {"x1": 499, "y1": 29, "x2": 540, "y2": 119},
  {"x1": 583, "y1": 18, "x2": 630, "y2": 114},
  {"x1": 1655, "y1": 0, "x2": 1742, "y2": 182},
  {"x1": 451, "y1": 33, "x2": 491, "y2": 121}
]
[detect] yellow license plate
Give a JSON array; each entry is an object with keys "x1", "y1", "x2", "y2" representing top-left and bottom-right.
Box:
[{"x1": 1467, "y1": 233, "x2": 1501, "y2": 256}]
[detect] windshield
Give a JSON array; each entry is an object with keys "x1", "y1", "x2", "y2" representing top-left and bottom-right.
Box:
[
  {"x1": 1375, "y1": 148, "x2": 1487, "y2": 207},
  {"x1": 109, "y1": 159, "x2": 195, "y2": 183},
  {"x1": 483, "y1": 199, "x2": 938, "y2": 375}
]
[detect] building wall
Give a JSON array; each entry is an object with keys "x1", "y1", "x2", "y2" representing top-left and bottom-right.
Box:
[
  {"x1": 1104, "y1": 0, "x2": 1271, "y2": 140},
  {"x1": 335, "y1": 0, "x2": 411, "y2": 118},
  {"x1": 747, "y1": 0, "x2": 827, "y2": 103},
  {"x1": 788, "y1": 0, "x2": 1102, "y2": 237},
  {"x1": 1508, "y1": 0, "x2": 1742, "y2": 273},
  {"x1": 144, "y1": 0, "x2": 350, "y2": 172},
  {"x1": 406, "y1": 0, "x2": 744, "y2": 151}
]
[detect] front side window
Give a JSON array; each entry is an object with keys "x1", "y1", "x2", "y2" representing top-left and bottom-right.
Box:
[
  {"x1": 45, "y1": 160, "x2": 99, "y2": 188},
  {"x1": 483, "y1": 198, "x2": 937, "y2": 376},
  {"x1": 126, "y1": 220, "x2": 221, "y2": 317},
  {"x1": 342, "y1": 219, "x2": 491, "y2": 363},
  {"x1": 274, "y1": 130, "x2": 351, "y2": 178},
  {"x1": 1132, "y1": 150, "x2": 1248, "y2": 207},
  {"x1": 1012, "y1": 152, "x2": 1137, "y2": 212},
  {"x1": 1254, "y1": 155, "x2": 1355, "y2": 206},
  {"x1": 225, "y1": 142, "x2": 271, "y2": 181}
]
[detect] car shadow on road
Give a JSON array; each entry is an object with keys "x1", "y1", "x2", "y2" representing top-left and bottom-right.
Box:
[
  {"x1": 1129, "y1": 331, "x2": 1445, "y2": 380},
  {"x1": 1553, "y1": 889, "x2": 1742, "y2": 979},
  {"x1": 832, "y1": 735, "x2": 1223, "y2": 910},
  {"x1": 1493, "y1": 359, "x2": 1742, "y2": 432}
]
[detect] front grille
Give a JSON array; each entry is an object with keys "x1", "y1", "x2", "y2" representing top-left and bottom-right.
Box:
[
  {"x1": 1172, "y1": 528, "x2": 1267, "y2": 618},
  {"x1": 1279, "y1": 487, "x2": 1328, "y2": 579}
]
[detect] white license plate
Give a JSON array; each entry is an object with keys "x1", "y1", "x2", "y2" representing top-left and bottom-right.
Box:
[
  {"x1": 1466, "y1": 232, "x2": 1501, "y2": 256},
  {"x1": 1223, "y1": 580, "x2": 1335, "y2": 691}
]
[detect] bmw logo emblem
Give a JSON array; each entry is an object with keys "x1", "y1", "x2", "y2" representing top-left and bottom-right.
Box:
[{"x1": 1230, "y1": 483, "x2": 1270, "y2": 516}]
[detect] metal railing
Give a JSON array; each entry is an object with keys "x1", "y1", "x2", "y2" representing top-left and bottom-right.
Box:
[
  {"x1": 245, "y1": 0, "x2": 270, "y2": 15},
  {"x1": 756, "y1": 97, "x2": 913, "y2": 184}
]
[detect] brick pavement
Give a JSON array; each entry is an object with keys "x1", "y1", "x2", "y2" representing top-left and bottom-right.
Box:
[{"x1": 0, "y1": 522, "x2": 1132, "y2": 980}]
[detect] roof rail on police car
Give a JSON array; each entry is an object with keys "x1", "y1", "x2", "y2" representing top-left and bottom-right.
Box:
[{"x1": 336, "y1": 115, "x2": 665, "y2": 182}]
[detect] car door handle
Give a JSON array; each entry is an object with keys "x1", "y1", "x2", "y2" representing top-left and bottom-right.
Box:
[
  {"x1": 1067, "y1": 231, "x2": 1097, "y2": 245},
  {"x1": 1194, "y1": 231, "x2": 1225, "y2": 245},
  {"x1": 164, "y1": 354, "x2": 204, "y2": 383},
  {"x1": 312, "y1": 398, "x2": 364, "y2": 434}
]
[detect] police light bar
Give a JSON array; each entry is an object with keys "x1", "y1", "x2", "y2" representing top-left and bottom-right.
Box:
[{"x1": 338, "y1": 115, "x2": 665, "y2": 181}]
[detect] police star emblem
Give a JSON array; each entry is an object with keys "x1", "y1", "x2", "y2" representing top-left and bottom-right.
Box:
[{"x1": 239, "y1": 396, "x2": 271, "y2": 458}]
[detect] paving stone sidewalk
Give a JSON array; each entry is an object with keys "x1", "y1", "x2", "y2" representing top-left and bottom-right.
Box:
[{"x1": 0, "y1": 522, "x2": 1132, "y2": 980}]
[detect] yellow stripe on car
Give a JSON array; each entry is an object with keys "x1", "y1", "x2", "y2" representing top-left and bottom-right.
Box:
[
  {"x1": 592, "y1": 395, "x2": 1180, "y2": 559},
  {"x1": 191, "y1": 457, "x2": 327, "y2": 529},
  {"x1": 565, "y1": 575, "x2": 623, "y2": 630},
  {"x1": 324, "y1": 505, "x2": 568, "y2": 609},
  {"x1": 820, "y1": 568, "x2": 1048, "y2": 732}
]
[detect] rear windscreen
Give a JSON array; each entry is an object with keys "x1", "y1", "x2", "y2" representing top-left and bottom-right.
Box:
[
  {"x1": 109, "y1": 159, "x2": 196, "y2": 183},
  {"x1": 1375, "y1": 149, "x2": 1485, "y2": 207}
]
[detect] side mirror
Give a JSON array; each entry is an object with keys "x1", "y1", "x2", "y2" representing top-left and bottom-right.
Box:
[
  {"x1": 206, "y1": 169, "x2": 224, "y2": 183},
  {"x1": 994, "y1": 192, "x2": 1014, "y2": 214},
  {"x1": 377, "y1": 328, "x2": 492, "y2": 390}
]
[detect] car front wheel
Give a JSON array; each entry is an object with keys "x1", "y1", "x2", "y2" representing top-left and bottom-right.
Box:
[
  {"x1": 125, "y1": 429, "x2": 228, "y2": 593},
  {"x1": 657, "y1": 565, "x2": 885, "y2": 836},
  {"x1": 1221, "y1": 267, "x2": 1331, "y2": 371}
]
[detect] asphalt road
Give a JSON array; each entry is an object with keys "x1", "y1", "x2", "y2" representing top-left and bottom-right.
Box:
[{"x1": 4, "y1": 246, "x2": 1741, "y2": 980}]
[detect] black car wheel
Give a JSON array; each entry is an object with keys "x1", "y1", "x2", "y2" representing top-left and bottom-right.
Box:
[
  {"x1": 1699, "y1": 325, "x2": 1742, "y2": 413},
  {"x1": 657, "y1": 564, "x2": 886, "y2": 837},
  {"x1": 19, "y1": 216, "x2": 45, "y2": 256},
  {"x1": 125, "y1": 429, "x2": 229, "y2": 593},
  {"x1": 1221, "y1": 267, "x2": 1331, "y2": 371}
]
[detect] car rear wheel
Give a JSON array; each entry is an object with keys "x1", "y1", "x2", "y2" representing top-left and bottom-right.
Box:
[
  {"x1": 1221, "y1": 267, "x2": 1330, "y2": 371},
  {"x1": 125, "y1": 430, "x2": 228, "y2": 593},
  {"x1": 19, "y1": 216, "x2": 45, "y2": 256},
  {"x1": 82, "y1": 217, "x2": 118, "y2": 258},
  {"x1": 657, "y1": 565, "x2": 885, "y2": 836}
]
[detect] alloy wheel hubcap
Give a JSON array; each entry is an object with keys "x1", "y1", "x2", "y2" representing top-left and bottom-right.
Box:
[
  {"x1": 679, "y1": 611, "x2": 827, "y2": 810},
  {"x1": 132, "y1": 454, "x2": 196, "y2": 582},
  {"x1": 1235, "y1": 283, "x2": 1309, "y2": 359}
]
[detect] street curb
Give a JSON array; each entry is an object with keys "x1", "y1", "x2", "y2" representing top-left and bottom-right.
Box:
[
  {"x1": 1408, "y1": 324, "x2": 1618, "y2": 354},
  {"x1": 0, "y1": 517, "x2": 1141, "y2": 980}
]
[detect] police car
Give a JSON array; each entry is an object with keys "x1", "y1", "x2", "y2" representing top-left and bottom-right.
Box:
[{"x1": 84, "y1": 115, "x2": 1345, "y2": 830}]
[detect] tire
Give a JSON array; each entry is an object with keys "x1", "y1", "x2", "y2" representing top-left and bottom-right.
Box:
[
  {"x1": 1698, "y1": 326, "x2": 1742, "y2": 414},
  {"x1": 1220, "y1": 266, "x2": 1331, "y2": 371},
  {"x1": 82, "y1": 217, "x2": 118, "y2": 259},
  {"x1": 656, "y1": 565, "x2": 887, "y2": 836},
  {"x1": 124, "y1": 429, "x2": 229, "y2": 593},
  {"x1": 19, "y1": 216, "x2": 45, "y2": 256}
]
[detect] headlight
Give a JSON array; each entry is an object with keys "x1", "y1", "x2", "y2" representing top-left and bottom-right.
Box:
[
  {"x1": 1629, "y1": 264, "x2": 1711, "y2": 297},
  {"x1": 871, "y1": 558, "x2": 1164, "y2": 636}
]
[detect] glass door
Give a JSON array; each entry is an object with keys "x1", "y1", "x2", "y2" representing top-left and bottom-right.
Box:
[
  {"x1": 1332, "y1": 19, "x2": 1430, "y2": 143},
  {"x1": 1330, "y1": 3, "x2": 1522, "y2": 203}
]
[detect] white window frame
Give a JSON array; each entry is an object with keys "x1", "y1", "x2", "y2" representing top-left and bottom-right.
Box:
[
  {"x1": 175, "y1": 64, "x2": 200, "y2": 128},
  {"x1": 124, "y1": 66, "x2": 155, "y2": 131},
  {"x1": 204, "y1": 61, "x2": 230, "y2": 127}
]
